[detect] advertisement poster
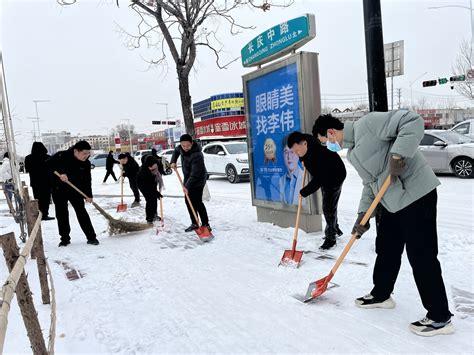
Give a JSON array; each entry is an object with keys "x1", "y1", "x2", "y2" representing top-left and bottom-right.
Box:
[{"x1": 247, "y1": 62, "x2": 304, "y2": 205}]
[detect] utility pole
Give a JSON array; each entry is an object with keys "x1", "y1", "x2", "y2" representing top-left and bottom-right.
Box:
[
  {"x1": 363, "y1": 0, "x2": 388, "y2": 112},
  {"x1": 397, "y1": 88, "x2": 402, "y2": 109}
]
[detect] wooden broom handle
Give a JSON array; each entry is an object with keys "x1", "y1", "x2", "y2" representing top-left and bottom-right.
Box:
[
  {"x1": 173, "y1": 168, "x2": 200, "y2": 225},
  {"x1": 331, "y1": 175, "x2": 392, "y2": 275},
  {"x1": 292, "y1": 167, "x2": 307, "y2": 244}
]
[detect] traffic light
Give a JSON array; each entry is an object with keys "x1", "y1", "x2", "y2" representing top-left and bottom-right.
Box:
[
  {"x1": 438, "y1": 78, "x2": 448, "y2": 85},
  {"x1": 152, "y1": 120, "x2": 161, "y2": 125},
  {"x1": 450, "y1": 75, "x2": 466, "y2": 82},
  {"x1": 422, "y1": 80, "x2": 437, "y2": 87}
]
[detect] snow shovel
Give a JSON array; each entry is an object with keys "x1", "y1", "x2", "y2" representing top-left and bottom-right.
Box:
[
  {"x1": 116, "y1": 167, "x2": 127, "y2": 212},
  {"x1": 280, "y1": 168, "x2": 307, "y2": 268},
  {"x1": 303, "y1": 175, "x2": 392, "y2": 302},
  {"x1": 173, "y1": 168, "x2": 213, "y2": 241}
]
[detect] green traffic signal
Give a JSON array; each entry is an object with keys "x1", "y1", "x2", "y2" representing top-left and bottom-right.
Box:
[
  {"x1": 450, "y1": 75, "x2": 466, "y2": 82},
  {"x1": 438, "y1": 78, "x2": 448, "y2": 85}
]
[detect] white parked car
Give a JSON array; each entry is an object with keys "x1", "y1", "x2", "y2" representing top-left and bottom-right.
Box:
[
  {"x1": 133, "y1": 150, "x2": 151, "y2": 164},
  {"x1": 202, "y1": 141, "x2": 249, "y2": 183},
  {"x1": 451, "y1": 119, "x2": 474, "y2": 139},
  {"x1": 158, "y1": 148, "x2": 181, "y2": 167},
  {"x1": 419, "y1": 130, "x2": 474, "y2": 178}
]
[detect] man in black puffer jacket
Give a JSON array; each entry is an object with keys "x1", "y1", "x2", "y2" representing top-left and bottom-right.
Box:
[
  {"x1": 103, "y1": 151, "x2": 119, "y2": 183},
  {"x1": 47, "y1": 141, "x2": 98, "y2": 247},
  {"x1": 287, "y1": 130, "x2": 347, "y2": 250},
  {"x1": 137, "y1": 156, "x2": 163, "y2": 224},
  {"x1": 170, "y1": 134, "x2": 210, "y2": 232},
  {"x1": 118, "y1": 152, "x2": 141, "y2": 207},
  {"x1": 25, "y1": 142, "x2": 54, "y2": 220}
]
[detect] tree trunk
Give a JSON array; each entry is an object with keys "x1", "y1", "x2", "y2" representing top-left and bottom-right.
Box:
[
  {"x1": 1, "y1": 233, "x2": 48, "y2": 355},
  {"x1": 177, "y1": 67, "x2": 195, "y2": 138}
]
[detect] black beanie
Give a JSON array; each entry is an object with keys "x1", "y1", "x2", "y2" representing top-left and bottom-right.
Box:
[
  {"x1": 145, "y1": 155, "x2": 157, "y2": 168},
  {"x1": 180, "y1": 134, "x2": 193, "y2": 143}
]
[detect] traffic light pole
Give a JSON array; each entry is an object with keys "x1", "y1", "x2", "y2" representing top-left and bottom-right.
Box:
[{"x1": 363, "y1": 0, "x2": 388, "y2": 112}]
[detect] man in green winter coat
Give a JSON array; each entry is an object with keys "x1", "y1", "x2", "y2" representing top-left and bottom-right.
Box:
[{"x1": 312, "y1": 111, "x2": 453, "y2": 337}]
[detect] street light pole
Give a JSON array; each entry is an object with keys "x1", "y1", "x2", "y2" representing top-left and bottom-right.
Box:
[
  {"x1": 32, "y1": 99, "x2": 50, "y2": 142},
  {"x1": 410, "y1": 71, "x2": 428, "y2": 110},
  {"x1": 428, "y1": 2, "x2": 474, "y2": 48}
]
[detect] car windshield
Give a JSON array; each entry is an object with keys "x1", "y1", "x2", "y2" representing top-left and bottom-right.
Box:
[
  {"x1": 224, "y1": 143, "x2": 247, "y2": 154},
  {"x1": 435, "y1": 131, "x2": 473, "y2": 144}
]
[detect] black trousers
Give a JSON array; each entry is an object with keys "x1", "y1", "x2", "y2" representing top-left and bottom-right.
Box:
[
  {"x1": 321, "y1": 184, "x2": 342, "y2": 239},
  {"x1": 128, "y1": 175, "x2": 140, "y2": 202},
  {"x1": 103, "y1": 169, "x2": 117, "y2": 182},
  {"x1": 185, "y1": 185, "x2": 209, "y2": 226},
  {"x1": 371, "y1": 189, "x2": 451, "y2": 321},
  {"x1": 32, "y1": 185, "x2": 51, "y2": 217},
  {"x1": 143, "y1": 192, "x2": 160, "y2": 222},
  {"x1": 52, "y1": 191, "x2": 96, "y2": 242}
]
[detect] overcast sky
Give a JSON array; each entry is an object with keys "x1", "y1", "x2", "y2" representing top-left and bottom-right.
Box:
[{"x1": 1, "y1": 0, "x2": 471, "y2": 155}]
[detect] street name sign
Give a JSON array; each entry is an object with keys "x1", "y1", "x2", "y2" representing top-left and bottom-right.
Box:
[{"x1": 241, "y1": 14, "x2": 316, "y2": 68}]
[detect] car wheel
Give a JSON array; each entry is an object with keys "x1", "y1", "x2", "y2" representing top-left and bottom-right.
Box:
[
  {"x1": 165, "y1": 168, "x2": 172, "y2": 175},
  {"x1": 452, "y1": 157, "x2": 473, "y2": 178},
  {"x1": 91, "y1": 164, "x2": 95, "y2": 169},
  {"x1": 226, "y1": 165, "x2": 240, "y2": 183}
]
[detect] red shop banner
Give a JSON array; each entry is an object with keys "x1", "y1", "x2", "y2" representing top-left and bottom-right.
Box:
[{"x1": 194, "y1": 115, "x2": 247, "y2": 138}]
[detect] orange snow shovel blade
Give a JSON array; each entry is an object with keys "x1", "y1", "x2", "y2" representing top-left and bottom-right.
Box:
[
  {"x1": 303, "y1": 271, "x2": 335, "y2": 302},
  {"x1": 196, "y1": 226, "x2": 213, "y2": 241},
  {"x1": 116, "y1": 203, "x2": 127, "y2": 213},
  {"x1": 280, "y1": 249, "x2": 304, "y2": 268}
]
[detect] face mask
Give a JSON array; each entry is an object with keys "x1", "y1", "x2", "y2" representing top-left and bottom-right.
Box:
[{"x1": 327, "y1": 141, "x2": 342, "y2": 152}]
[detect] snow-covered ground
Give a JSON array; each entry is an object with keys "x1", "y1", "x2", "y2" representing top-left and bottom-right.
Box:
[{"x1": 1, "y1": 159, "x2": 473, "y2": 354}]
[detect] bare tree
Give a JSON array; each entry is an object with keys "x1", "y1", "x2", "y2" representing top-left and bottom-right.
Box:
[
  {"x1": 414, "y1": 97, "x2": 432, "y2": 111},
  {"x1": 112, "y1": 123, "x2": 136, "y2": 141},
  {"x1": 452, "y1": 39, "x2": 473, "y2": 100},
  {"x1": 60, "y1": 0, "x2": 292, "y2": 137}
]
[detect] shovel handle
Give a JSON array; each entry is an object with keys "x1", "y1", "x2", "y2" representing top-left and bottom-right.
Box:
[
  {"x1": 120, "y1": 165, "x2": 124, "y2": 205},
  {"x1": 159, "y1": 195, "x2": 164, "y2": 223},
  {"x1": 330, "y1": 175, "x2": 392, "y2": 275},
  {"x1": 291, "y1": 168, "x2": 307, "y2": 246},
  {"x1": 173, "y1": 168, "x2": 201, "y2": 225}
]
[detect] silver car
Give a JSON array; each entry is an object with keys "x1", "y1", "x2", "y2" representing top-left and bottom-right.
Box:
[{"x1": 418, "y1": 130, "x2": 474, "y2": 178}]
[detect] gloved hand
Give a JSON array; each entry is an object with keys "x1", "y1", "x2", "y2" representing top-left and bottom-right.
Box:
[
  {"x1": 300, "y1": 186, "x2": 310, "y2": 198},
  {"x1": 352, "y1": 212, "x2": 370, "y2": 239},
  {"x1": 390, "y1": 155, "x2": 406, "y2": 182},
  {"x1": 156, "y1": 191, "x2": 163, "y2": 199}
]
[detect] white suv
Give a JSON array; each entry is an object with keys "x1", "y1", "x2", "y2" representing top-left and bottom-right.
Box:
[{"x1": 202, "y1": 141, "x2": 249, "y2": 183}]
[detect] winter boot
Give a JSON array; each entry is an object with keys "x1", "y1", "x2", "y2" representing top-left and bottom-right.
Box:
[
  {"x1": 87, "y1": 238, "x2": 100, "y2": 246},
  {"x1": 319, "y1": 237, "x2": 336, "y2": 250},
  {"x1": 184, "y1": 223, "x2": 199, "y2": 232},
  {"x1": 355, "y1": 293, "x2": 396, "y2": 309},
  {"x1": 42, "y1": 216, "x2": 55, "y2": 221},
  {"x1": 336, "y1": 226, "x2": 343, "y2": 237},
  {"x1": 131, "y1": 200, "x2": 140, "y2": 208},
  {"x1": 58, "y1": 240, "x2": 70, "y2": 247},
  {"x1": 409, "y1": 317, "x2": 454, "y2": 337}
]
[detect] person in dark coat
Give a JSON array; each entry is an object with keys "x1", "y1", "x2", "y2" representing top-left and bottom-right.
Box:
[
  {"x1": 47, "y1": 140, "x2": 99, "y2": 246},
  {"x1": 103, "y1": 151, "x2": 119, "y2": 183},
  {"x1": 24, "y1": 142, "x2": 54, "y2": 220},
  {"x1": 170, "y1": 134, "x2": 210, "y2": 232},
  {"x1": 118, "y1": 152, "x2": 140, "y2": 207},
  {"x1": 137, "y1": 155, "x2": 164, "y2": 224},
  {"x1": 287, "y1": 129, "x2": 347, "y2": 250},
  {"x1": 141, "y1": 148, "x2": 165, "y2": 175}
]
